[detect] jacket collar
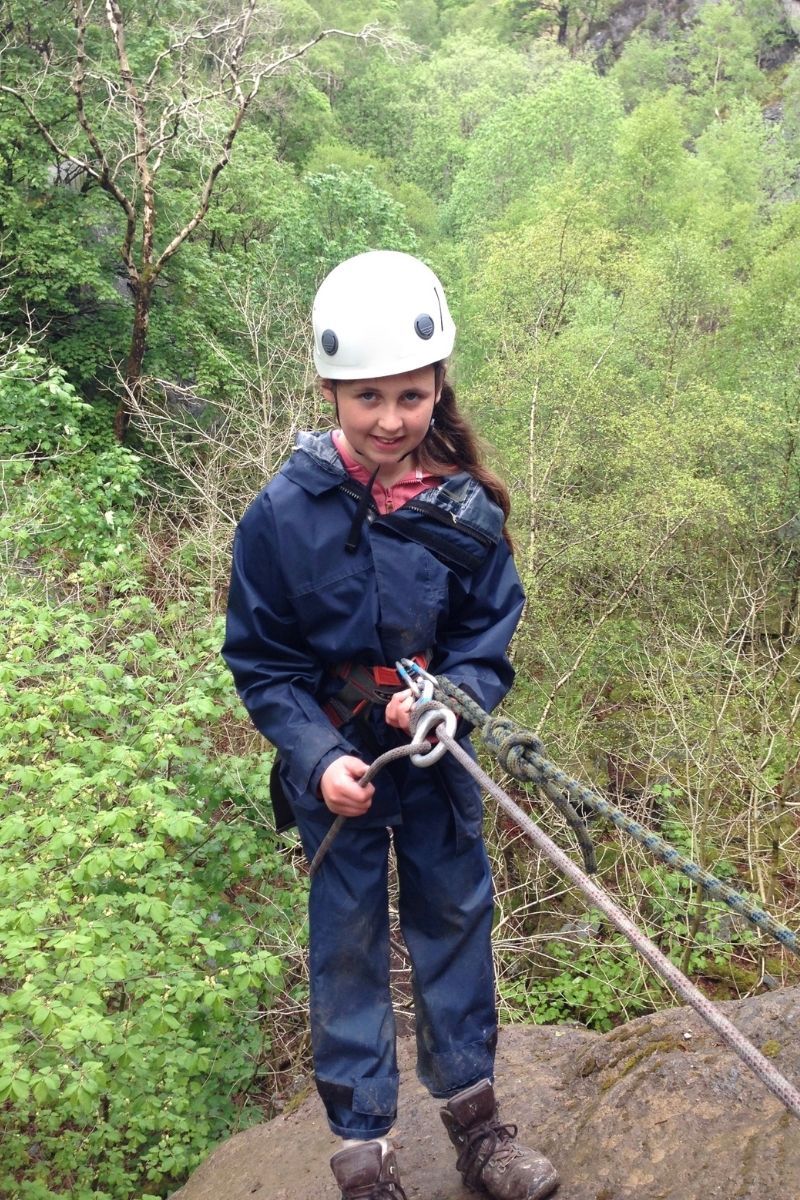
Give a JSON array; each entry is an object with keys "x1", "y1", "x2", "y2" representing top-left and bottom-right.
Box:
[
  {"x1": 281, "y1": 431, "x2": 348, "y2": 495},
  {"x1": 283, "y1": 430, "x2": 503, "y2": 542}
]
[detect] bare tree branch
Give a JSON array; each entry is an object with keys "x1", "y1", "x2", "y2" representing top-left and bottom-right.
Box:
[
  {"x1": 73, "y1": 0, "x2": 138, "y2": 276},
  {"x1": 152, "y1": 25, "x2": 380, "y2": 276},
  {"x1": 536, "y1": 515, "x2": 690, "y2": 734}
]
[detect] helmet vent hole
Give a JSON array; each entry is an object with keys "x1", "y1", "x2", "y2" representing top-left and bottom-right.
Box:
[
  {"x1": 321, "y1": 329, "x2": 338, "y2": 355},
  {"x1": 414, "y1": 313, "x2": 435, "y2": 340}
]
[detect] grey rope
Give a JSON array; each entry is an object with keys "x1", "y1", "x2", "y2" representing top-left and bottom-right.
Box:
[
  {"x1": 308, "y1": 739, "x2": 431, "y2": 878},
  {"x1": 435, "y1": 722, "x2": 800, "y2": 1121},
  {"x1": 433, "y1": 676, "x2": 800, "y2": 957}
]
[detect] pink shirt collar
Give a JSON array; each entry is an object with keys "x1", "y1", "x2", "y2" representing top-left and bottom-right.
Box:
[{"x1": 332, "y1": 429, "x2": 442, "y2": 515}]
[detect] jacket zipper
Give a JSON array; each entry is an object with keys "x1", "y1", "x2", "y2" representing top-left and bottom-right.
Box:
[{"x1": 402, "y1": 500, "x2": 495, "y2": 547}]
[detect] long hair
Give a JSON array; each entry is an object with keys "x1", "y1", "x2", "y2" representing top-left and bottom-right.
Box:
[{"x1": 417, "y1": 365, "x2": 514, "y2": 550}]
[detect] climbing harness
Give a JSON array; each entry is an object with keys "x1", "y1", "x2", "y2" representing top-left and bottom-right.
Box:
[
  {"x1": 308, "y1": 659, "x2": 800, "y2": 1121},
  {"x1": 322, "y1": 654, "x2": 430, "y2": 728}
]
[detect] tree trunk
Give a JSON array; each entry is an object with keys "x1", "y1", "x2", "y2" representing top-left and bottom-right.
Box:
[
  {"x1": 557, "y1": 3, "x2": 570, "y2": 45},
  {"x1": 115, "y1": 279, "x2": 153, "y2": 443}
]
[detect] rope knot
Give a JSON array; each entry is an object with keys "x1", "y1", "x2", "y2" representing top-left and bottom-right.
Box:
[{"x1": 487, "y1": 721, "x2": 544, "y2": 781}]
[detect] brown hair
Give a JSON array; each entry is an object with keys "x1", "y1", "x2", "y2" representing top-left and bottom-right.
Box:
[{"x1": 417, "y1": 366, "x2": 514, "y2": 550}]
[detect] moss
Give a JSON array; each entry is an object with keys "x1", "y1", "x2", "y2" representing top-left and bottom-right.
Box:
[
  {"x1": 599, "y1": 1036, "x2": 687, "y2": 1091},
  {"x1": 761, "y1": 1039, "x2": 781, "y2": 1058},
  {"x1": 698, "y1": 957, "x2": 798, "y2": 995},
  {"x1": 606, "y1": 1019, "x2": 656, "y2": 1044},
  {"x1": 281, "y1": 1084, "x2": 313, "y2": 1116}
]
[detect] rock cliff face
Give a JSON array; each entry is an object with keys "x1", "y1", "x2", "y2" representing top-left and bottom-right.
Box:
[
  {"x1": 173, "y1": 985, "x2": 800, "y2": 1200},
  {"x1": 586, "y1": 0, "x2": 704, "y2": 59},
  {"x1": 587, "y1": 0, "x2": 796, "y2": 61},
  {"x1": 781, "y1": 1, "x2": 800, "y2": 38}
]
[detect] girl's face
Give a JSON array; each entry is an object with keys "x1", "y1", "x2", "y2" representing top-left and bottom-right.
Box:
[{"x1": 322, "y1": 365, "x2": 440, "y2": 483}]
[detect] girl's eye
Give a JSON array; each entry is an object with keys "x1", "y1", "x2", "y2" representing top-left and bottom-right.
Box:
[
  {"x1": 357, "y1": 392, "x2": 378, "y2": 404},
  {"x1": 401, "y1": 392, "x2": 422, "y2": 404}
]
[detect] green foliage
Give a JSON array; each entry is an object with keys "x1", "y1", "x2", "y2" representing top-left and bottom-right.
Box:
[
  {"x1": 445, "y1": 62, "x2": 623, "y2": 235},
  {"x1": 304, "y1": 143, "x2": 440, "y2": 239},
  {"x1": 679, "y1": 0, "x2": 768, "y2": 129},
  {"x1": 0, "y1": 564, "x2": 301, "y2": 1199},
  {"x1": 610, "y1": 93, "x2": 689, "y2": 230},
  {"x1": 608, "y1": 30, "x2": 684, "y2": 110},
  {"x1": 493, "y1": 0, "x2": 616, "y2": 47},
  {"x1": 0, "y1": 114, "x2": 130, "y2": 386},
  {"x1": 0, "y1": 344, "x2": 92, "y2": 458},
  {"x1": 0, "y1": 346, "x2": 144, "y2": 565},
  {"x1": 500, "y1": 938, "x2": 656, "y2": 1031},
  {"x1": 275, "y1": 166, "x2": 418, "y2": 297},
  {"x1": 333, "y1": 57, "x2": 418, "y2": 163}
]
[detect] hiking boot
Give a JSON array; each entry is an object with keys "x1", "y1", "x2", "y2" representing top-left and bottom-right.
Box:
[
  {"x1": 440, "y1": 1079, "x2": 558, "y2": 1199},
  {"x1": 330, "y1": 1139, "x2": 407, "y2": 1199}
]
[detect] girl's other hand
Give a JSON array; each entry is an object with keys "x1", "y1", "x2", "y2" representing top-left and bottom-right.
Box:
[
  {"x1": 384, "y1": 688, "x2": 415, "y2": 734},
  {"x1": 320, "y1": 755, "x2": 375, "y2": 816}
]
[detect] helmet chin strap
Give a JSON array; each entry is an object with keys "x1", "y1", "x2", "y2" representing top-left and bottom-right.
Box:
[{"x1": 349, "y1": 442, "x2": 418, "y2": 466}]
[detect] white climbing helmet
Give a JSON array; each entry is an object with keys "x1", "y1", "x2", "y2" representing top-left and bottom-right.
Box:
[{"x1": 312, "y1": 250, "x2": 456, "y2": 380}]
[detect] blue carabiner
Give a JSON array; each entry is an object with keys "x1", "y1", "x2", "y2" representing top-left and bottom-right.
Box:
[
  {"x1": 396, "y1": 659, "x2": 435, "y2": 704},
  {"x1": 395, "y1": 660, "x2": 422, "y2": 698}
]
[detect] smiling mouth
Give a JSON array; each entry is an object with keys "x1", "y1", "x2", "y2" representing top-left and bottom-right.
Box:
[{"x1": 371, "y1": 436, "x2": 403, "y2": 446}]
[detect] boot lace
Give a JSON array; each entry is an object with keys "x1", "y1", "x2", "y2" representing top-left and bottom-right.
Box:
[
  {"x1": 456, "y1": 1119, "x2": 521, "y2": 1191},
  {"x1": 341, "y1": 1181, "x2": 407, "y2": 1200}
]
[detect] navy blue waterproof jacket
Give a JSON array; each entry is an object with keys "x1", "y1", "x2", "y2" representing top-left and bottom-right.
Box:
[{"x1": 222, "y1": 431, "x2": 525, "y2": 841}]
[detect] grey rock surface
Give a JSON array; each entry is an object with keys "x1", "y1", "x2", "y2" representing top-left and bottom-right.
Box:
[{"x1": 172, "y1": 986, "x2": 800, "y2": 1200}]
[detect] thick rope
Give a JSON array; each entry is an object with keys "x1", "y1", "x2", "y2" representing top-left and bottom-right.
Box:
[
  {"x1": 436, "y1": 725, "x2": 800, "y2": 1121},
  {"x1": 434, "y1": 676, "x2": 800, "y2": 957}
]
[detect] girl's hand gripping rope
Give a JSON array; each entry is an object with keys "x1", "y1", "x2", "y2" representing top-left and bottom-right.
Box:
[
  {"x1": 309, "y1": 713, "x2": 443, "y2": 879},
  {"x1": 384, "y1": 688, "x2": 417, "y2": 735},
  {"x1": 320, "y1": 756, "x2": 375, "y2": 817}
]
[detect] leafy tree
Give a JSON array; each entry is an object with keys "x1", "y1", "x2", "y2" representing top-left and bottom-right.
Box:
[
  {"x1": 679, "y1": 0, "x2": 767, "y2": 128},
  {"x1": 274, "y1": 165, "x2": 418, "y2": 297},
  {"x1": 332, "y1": 34, "x2": 548, "y2": 202},
  {"x1": 1, "y1": 0, "x2": 383, "y2": 438},
  {"x1": 692, "y1": 97, "x2": 793, "y2": 215},
  {"x1": 332, "y1": 56, "x2": 419, "y2": 162},
  {"x1": 780, "y1": 53, "x2": 800, "y2": 154},
  {"x1": 609, "y1": 93, "x2": 688, "y2": 233},
  {"x1": 0, "y1": 110, "x2": 131, "y2": 388},
  {"x1": 493, "y1": 0, "x2": 616, "y2": 48},
  {"x1": 397, "y1": 35, "x2": 549, "y2": 200},
  {"x1": 445, "y1": 62, "x2": 623, "y2": 235},
  {"x1": 304, "y1": 141, "x2": 439, "y2": 238},
  {"x1": 609, "y1": 29, "x2": 685, "y2": 111}
]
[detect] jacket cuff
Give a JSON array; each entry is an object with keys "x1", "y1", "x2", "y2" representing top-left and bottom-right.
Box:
[
  {"x1": 278, "y1": 717, "x2": 355, "y2": 798},
  {"x1": 309, "y1": 747, "x2": 349, "y2": 801}
]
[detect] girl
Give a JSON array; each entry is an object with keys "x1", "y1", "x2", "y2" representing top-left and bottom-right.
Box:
[{"x1": 222, "y1": 251, "x2": 559, "y2": 1200}]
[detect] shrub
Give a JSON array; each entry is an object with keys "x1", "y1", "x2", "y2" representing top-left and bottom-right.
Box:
[{"x1": 0, "y1": 563, "x2": 301, "y2": 1199}]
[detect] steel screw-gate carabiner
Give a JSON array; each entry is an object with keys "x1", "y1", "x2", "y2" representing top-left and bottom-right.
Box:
[{"x1": 410, "y1": 706, "x2": 457, "y2": 767}]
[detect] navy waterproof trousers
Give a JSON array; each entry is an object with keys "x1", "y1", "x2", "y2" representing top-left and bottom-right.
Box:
[{"x1": 296, "y1": 761, "x2": 496, "y2": 1139}]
